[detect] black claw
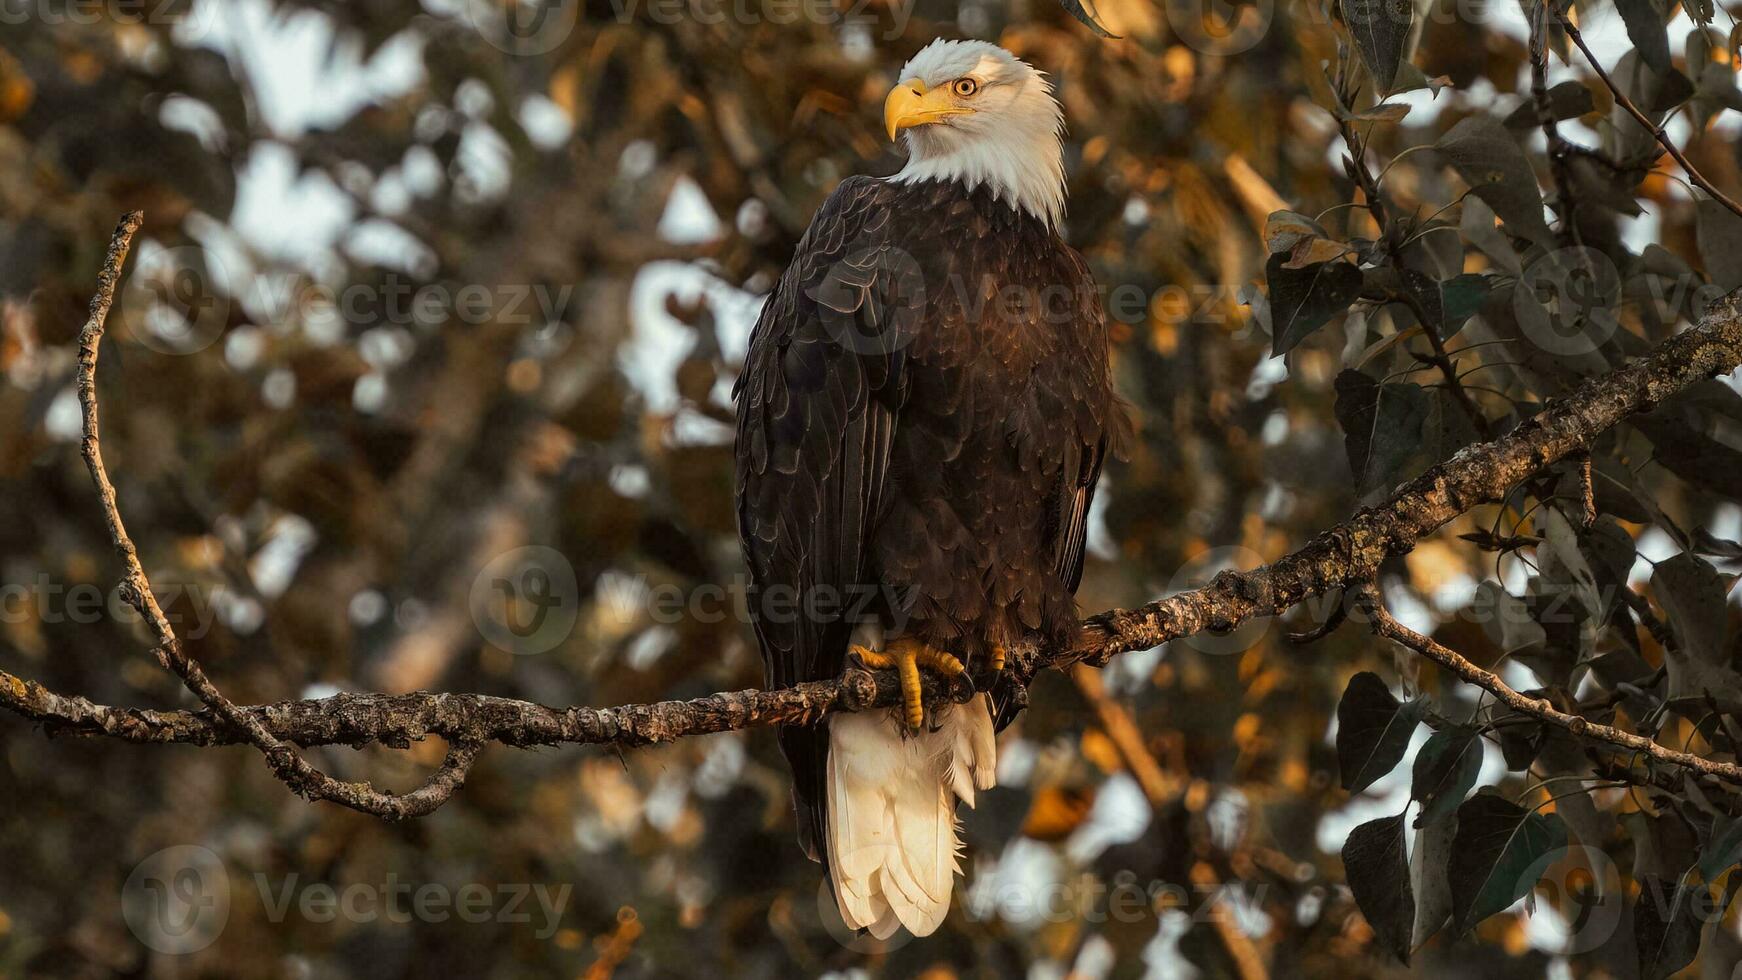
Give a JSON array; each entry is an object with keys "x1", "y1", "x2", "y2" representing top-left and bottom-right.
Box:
[{"x1": 948, "y1": 671, "x2": 976, "y2": 703}]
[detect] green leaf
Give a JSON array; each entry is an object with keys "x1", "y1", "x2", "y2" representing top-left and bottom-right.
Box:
[
  {"x1": 1568, "y1": 152, "x2": 1645, "y2": 217},
  {"x1": 1592, "y1": 456, "x2": 1656, "y2": 524},
  {"x1": 1626, "y1": 809, "x2": 1702, "y2": 881},
  {"x1": 1435, "y1": 116, "x2": 1553, "y2": 247},
  {"x1": 1410, "y1": 727, "x2": 1483, "y2": 828},
  {"x1": 1611, "y1": 53, "x2": 1696, "y2": 165},
  {"x1": 1696, "y1": 199, "x2": 1742, "y2": 292},
  {"x1": 1055, "y1": 0, "x2": 1119, "y2": 36},
  {"x1": 1345, "y1": 0, "x2": 1414, "y2": 94},
  {"x1": 1535, "y1": 507, "x2": 1602, "y2": 670},
  {"x1": 1344, "y1": 812, "x2": 1416, "y2": 962},
  {"x1": 1579, "y1": 517, "x2": 1639, "y2": 619},
  {"x1": 1616, "y1": 0, "x2": 1673, "y2": 75},
  {"x1": 1654, "y1": 552, "x2": 1731, "y2": 665},
  {"x1": 1439, "y1": 273, "x2": 1494, "y2": 328},
  {"x1": 1632, "y1": 383, "x2": 1742, "y2": 499},
  {"x1": 1425, "y1": 386, "x2": 1481, "y2": 465},
  {"x1": 1337, "y1": 671, "x2": 1429, "y2": 793},
  {"x1": 1619, "y1": 51, "x2": 1697, "y2": 113},
  {"x1": 1333, "y1": 371, "x2": 1433, "y2": 497},
  {"x1": 1450, "y1": 793, "x2": 1568, "y2": 932},
  {"x1": 1693, "y1": 528, "x2": 1742, "y2": 559},
  {"x1": 1267, "y1": 254, "x2": 1363, "y2": 355},
  {"x1": 1388, "y1": 62, "x2": 1453, "y2": 96},
  {"x1": 1265, "y1": 209, "x2": 1329, "y2": 254},
  {"x1": 1400, "y1": 268, "x2": 1489, "y2": 337},
  {"x1": 1494, "y1": 719, "x2": 1545, "y2": 770},
  {"x1": 1281, "y1": 237, "x2": 1357, "y2": 270},
  {"x1": 1347, "y1": 101, "x2": 1412, "y2": 123},
  {"x1": 1633, "y1": 875, "x2": 1704, "y2": 980},
  {"x1": 1699, "y1": 816, "x2": 1742, "y2": 882},
  {"x1": 1694, "y1": 60, "x2": 1742, "y2": 116},
  {"x1": 1503, "y1": 81, "x2": 1595, "y2": 131},
  {"x1": 1410, "y1": 811, "x2": 1459, "y2": 949}
]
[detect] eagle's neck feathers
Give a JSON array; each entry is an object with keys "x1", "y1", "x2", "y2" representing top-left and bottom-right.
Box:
[
  {"x1": 889, "y1": 128, "x2": 1065, "y2": 229},
  {"x1": 886, "y1": 45, "x2": 1067, "y2": 229}
]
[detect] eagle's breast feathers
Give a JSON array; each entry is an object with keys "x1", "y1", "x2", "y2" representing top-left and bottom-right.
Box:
[{"x1": 732, "y1": 91, "x2": 1126, "y2": 936}]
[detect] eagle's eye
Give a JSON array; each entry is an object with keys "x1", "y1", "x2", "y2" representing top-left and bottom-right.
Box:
[{"x1": 952, "y1": 78, "x2": 979, "y2": 98}]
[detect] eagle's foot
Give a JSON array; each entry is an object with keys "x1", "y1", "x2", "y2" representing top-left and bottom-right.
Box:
[
  {"x1": 849, "y1": 640, "x2": 965, "y2": 730},
  {"x1": 989, "y1": 643, "x2": 1008, "y2": 673}
]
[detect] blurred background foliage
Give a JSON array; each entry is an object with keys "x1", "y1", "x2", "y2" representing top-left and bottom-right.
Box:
[{"x1": 1, "y1": 0, "x2": 1741, "y2": 976}]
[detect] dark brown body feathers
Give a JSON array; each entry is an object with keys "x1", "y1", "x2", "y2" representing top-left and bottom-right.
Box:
[{"x1": 733, "y1": 175, "x2": 1126, "y2": 862}]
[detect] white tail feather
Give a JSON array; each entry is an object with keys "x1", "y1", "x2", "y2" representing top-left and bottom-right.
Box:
[{"x1": 826, "y1": 693, "x2": 997, "y2": 938}]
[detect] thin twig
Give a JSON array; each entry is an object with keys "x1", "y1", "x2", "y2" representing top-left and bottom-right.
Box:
[
  {"x1": 1337, "y1": 110, "x2": 1494, "y2": 439},
  {"x1": 1621, "y1": 587, "x2": 1678, "y2": 653},
  {"x1": 9, "y1": 284, "x2": 1739, "y2": 752},
  {"x1": 75, "y1": 212, "x2": 479, "y2": 821},
  {"x1": 1571, "y1": 451, "x2": 1597, "y2": 528},
  {"x1": 8, "y1": 216, "x2": 1742, "y2": 820},
  {"x1": 1529, "y1": 0, "x2": 1587, "y2": 250},
  {"x1": 1353, "y1": 587, "x2": 1742, "y2": 785},
  {"x1": 1287, "y1": 592, "x2": 1348, "y2": 644},
  {"x1": 1556, "y1": 7, "x2": 1742, "y2": 221}
]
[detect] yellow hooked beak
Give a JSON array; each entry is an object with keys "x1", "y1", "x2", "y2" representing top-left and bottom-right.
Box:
[{"x1": 884, "y1": 79, "x2": 972, "y2": 141}]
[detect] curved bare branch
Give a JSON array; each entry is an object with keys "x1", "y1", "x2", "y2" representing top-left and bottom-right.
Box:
[{"x1": 7, "y1": 212, "x2": 1742, "y2": 816}]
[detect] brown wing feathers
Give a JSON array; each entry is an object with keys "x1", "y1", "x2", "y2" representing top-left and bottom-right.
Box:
[{"x1": 734, "y1": 175, "x2": 1123, "y2": 862}]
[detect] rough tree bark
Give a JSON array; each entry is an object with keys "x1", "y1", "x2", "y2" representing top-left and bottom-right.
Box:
[{"x1": 5, "y1": 213, "x2": 1742, "y2": 815}]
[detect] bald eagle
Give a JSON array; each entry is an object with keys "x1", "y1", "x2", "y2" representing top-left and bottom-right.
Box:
[{"x1": 734, "y1": 39, "x2": 1126, "y2": 938}]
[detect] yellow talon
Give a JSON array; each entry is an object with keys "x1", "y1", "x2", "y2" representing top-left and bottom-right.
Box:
[
  {"x1": 850, "y1": 639, "x2": 964, "y2": 731},
  {"x1": 898, "y1": 650, "x2": 922, "y2": 729},
  {"x1": 848, "y1": 644, "x2": 895, "y2": 670},
  {"x1": 989, "y1": 643, "x2": 1007, "y2": 673},
  {"x1": 915, "y1": 645, "x2": 965, "y2": 676}
]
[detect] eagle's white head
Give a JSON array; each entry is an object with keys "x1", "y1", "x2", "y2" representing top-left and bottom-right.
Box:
[{"x1": 884, "y1": 39, "x2": 1067, "y2": 229}]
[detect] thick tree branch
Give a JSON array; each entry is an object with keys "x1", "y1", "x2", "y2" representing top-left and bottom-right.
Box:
[
  {"x1": 6, "y1": 214, "x2": 1742, "y2": 818},
  {"x1": 0, "y1": 669, "x2": 893, "y2": 749},
  {"x1": 1352, "y1": 587, "x2": 1742, "y2": 785},
  {"x1": 1055, "y1": 292, "x2": 1742, "y2": 675}
]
